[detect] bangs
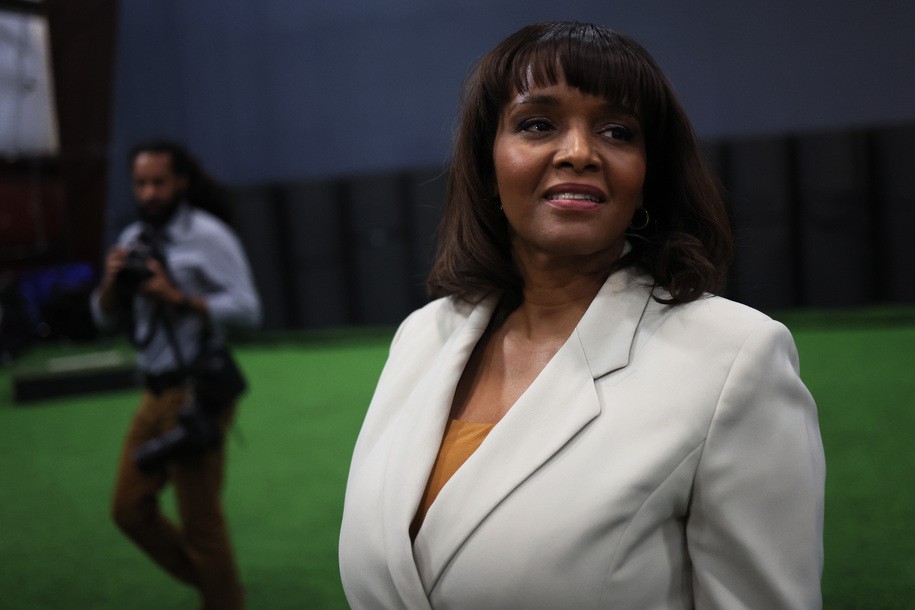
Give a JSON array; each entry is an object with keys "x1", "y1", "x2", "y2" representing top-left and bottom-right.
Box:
[{"x1": 503, "y1": 22, "x2": 667, "y2": 127}]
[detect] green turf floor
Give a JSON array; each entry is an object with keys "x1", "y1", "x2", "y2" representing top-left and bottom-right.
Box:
[
  {"x1": 0, "y1": 335, "x2": 391, "y2": 609},
  {"x1": 1, "y1": 312, "x2": 913, "y2": 608},
  {"x1": 787, "y1": 319, "x2": 915, "y2": 608}
]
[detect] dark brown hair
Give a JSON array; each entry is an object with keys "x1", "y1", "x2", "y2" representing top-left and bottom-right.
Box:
[
  {"x1": 130, "y1": 139, "x2": 236, "y2": 228},
  {"x1": 427, "y1": 21, "x2": 733, "y2": 308}
]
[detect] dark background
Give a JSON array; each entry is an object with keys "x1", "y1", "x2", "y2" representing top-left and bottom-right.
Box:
[{"x1": 3, "y1": 0, "x2": 914, "y2": 333}]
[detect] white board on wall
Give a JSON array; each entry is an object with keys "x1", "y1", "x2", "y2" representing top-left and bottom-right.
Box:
[{"x1": 0, "y1": 9, "x2": 59, "y2": 159}]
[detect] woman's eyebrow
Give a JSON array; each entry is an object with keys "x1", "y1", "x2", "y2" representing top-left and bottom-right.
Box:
[
  {"x1": 514, "y1": 93, "x2": 559, "y2": 106},
  {"x1": 512, "y1": 94, "x2": 636, "y2": 119}
]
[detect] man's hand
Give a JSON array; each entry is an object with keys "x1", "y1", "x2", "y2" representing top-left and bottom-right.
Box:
[
  {"x1": 139, "y1": 259, "x2": 209, "y2": 315},
  {"x1": 138, "y1": 259, "x2": 183, "y2": 305},
  {"x1": 97, "y1": 245, "x2": 129, "y2": 315},
  {"x1": 102, "y1": 246, "x2": 129, "y2": 287}
]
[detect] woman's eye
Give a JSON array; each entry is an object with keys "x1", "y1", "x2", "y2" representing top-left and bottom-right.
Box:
[
  {"x1": 603, "y1": 125, "x2": 634, "y2": 141},
  {"x1": 519, "y1": 118, "x2": 553, "y2": 133}
]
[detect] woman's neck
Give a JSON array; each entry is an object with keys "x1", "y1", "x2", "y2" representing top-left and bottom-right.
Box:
[{"x1": 502, "y1": 270, "x2": 605, "y2": 342}]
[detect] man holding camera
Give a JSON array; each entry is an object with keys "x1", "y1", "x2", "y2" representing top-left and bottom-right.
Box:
[{"x1": 92, "y1": 140, "x2": 260, "y2": 609}]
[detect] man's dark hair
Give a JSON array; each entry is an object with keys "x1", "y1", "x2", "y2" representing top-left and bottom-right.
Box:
[
  {"x1": 427, "y1": 21, "x2": 734, "y2": 311},
  {"x1": 129, "y1": 139, "x2": 236, "y2": 228}
]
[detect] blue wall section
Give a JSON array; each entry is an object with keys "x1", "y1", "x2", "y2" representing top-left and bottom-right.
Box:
[
  {"x1": 105, "y1": 0, "x2": 915, "y2": 238},
  {"x1": 101, "y1": 2, "x2": 915, "y2": 328}
]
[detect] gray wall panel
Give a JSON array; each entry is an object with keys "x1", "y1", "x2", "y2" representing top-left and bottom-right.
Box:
[
  {"x1": 875, "y1": 126, "x2": 915, "y2": 302},
  {"x1": 348, "y1": 175, "x2": 414, "y2": 324},
  {"x1": 283, "y1": 182, "x2": 350, "y2": 327},
  {"x1": 727, "y1": 138, "x2": 796, "y2": 309},
  {"x1": 796, "y1": 133, "x2": 873, "y2": 307},
  {"x1": 232, "y1": 187, "x2": 288, "y2": 330}
]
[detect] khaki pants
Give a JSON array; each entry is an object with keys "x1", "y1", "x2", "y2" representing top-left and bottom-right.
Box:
[{"x1": 112, "y1": 387, "x2": 243, "y2": 610}]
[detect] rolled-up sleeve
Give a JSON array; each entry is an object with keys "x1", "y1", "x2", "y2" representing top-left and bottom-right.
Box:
[
  {"x1": 688, "y1": 320, "x2": 825, "y2": 609},
  {"x1": 201, "y1": 228, "x2": 262, "y2": 329},
  {"x1": 90, "y1": 287, "x2": 120, "y2": 330}
]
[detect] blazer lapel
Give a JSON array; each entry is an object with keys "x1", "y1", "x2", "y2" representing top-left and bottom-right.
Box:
[
  {"x1": 380, "y1": 296, "x2": 498, "y2": 608},
  {"x1": 577, "y1": 266, "x2": 655, "y2": 380},
  {"x1": 412, "y1": 269, "x2": 654, "y2": 593}
]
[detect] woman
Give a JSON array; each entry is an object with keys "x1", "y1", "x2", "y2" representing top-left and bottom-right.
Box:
[{"x1": 339, "y1": 22, "x2": 824, "y2": 609}]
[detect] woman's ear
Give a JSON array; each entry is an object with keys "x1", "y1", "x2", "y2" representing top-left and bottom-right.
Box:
[
  {"x1": 490, "y1": 182, "x2": 501, "y2": 203},
  {"x1": 490, "y1": 187, "x2": 502, "y2": 212}
]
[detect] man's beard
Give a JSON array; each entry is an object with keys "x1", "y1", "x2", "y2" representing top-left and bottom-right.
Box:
[{"x1": 138, "y1": 195, "x2": 182, "y2": 228}]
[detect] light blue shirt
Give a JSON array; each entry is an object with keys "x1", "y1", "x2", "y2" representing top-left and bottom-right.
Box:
[{"x1": 92, "y1": 203, "x2": 261, "y2": 375}]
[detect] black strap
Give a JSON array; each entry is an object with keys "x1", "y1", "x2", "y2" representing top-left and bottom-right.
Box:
[
  {"x1": 125, "y1": 228, "x2": 206, "y2": 375},
  {"x1": 127, "y1": 225, "x2": 244, "y2": 408}
]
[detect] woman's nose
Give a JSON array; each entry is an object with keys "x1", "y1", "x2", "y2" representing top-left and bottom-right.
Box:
[{"x1": 554, "y1": 127, "x2": 599, "y2": 172}]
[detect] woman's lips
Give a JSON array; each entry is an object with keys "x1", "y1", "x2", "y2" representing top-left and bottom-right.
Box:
[{"x1": 542, "y1": 184, "x2": 606, "y2": 210}]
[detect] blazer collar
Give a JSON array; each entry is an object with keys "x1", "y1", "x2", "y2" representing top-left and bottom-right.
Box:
[
  {"x1": 577, "y1": 265, "x2": 655, "y2": 379},
  {"x1": 379, "y1": 295, "x2": 496, "y2": 608},
  {"x1": 383, "y1": 267, "x2": 654, "y2": 602}
]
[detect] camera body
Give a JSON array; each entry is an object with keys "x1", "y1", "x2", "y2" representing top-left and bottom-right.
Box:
[
  {"x1": 115, "y1": 243, "x2": 155, "y2": 291},
  {"x1": 134, "y1": 401, "x2": 222, "y2": 472},
  {"x1": 132, "y1": 348, "x2": 246, "y2": 472}
]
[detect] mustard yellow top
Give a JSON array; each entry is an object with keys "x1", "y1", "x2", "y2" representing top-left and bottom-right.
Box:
[{"x1": 410, "y1": 418, "x2": 495, "y2": 540}]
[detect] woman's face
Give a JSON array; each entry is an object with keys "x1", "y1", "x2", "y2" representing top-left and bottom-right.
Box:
[{"x1": 492, "y1": 78, "x2": 646, "y2": 268}]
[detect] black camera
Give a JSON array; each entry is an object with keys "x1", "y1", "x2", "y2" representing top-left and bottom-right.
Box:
[
  {"x1": 116, "y1": 243, "x2": 155, "y2": 291},
  {"x1": 133, "y1": 403, "x2": 222, "y2": 472},
  {"x1": 133, "y1": 348, "x2": 246, "y2": 472}
]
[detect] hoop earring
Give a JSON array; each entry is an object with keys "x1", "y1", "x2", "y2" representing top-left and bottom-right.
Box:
[{"x1": 629, "y1": 207, "x2": 649, "y2": 230}]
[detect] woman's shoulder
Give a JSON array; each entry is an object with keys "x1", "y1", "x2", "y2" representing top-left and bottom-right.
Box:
[
  {"x1": 647, "y1": 291, "x2": 787, "y2": 348},
  {"x1": 393, "y1": 294, "x2": 483, "y2": 346},
  {"x1": 677, "y1": 293, "x2": 772, "y2": 325},
  {"x1": 637, "y1": 294, "x2": 804, "y2": 397},
  {"x1": 406, "y1": 293, "x2": 478, "y2": 322}
]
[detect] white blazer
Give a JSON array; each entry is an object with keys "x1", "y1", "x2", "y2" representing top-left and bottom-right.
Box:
[{"x1": 339, "y1": 267, "x2": 824, "y2": 609}]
